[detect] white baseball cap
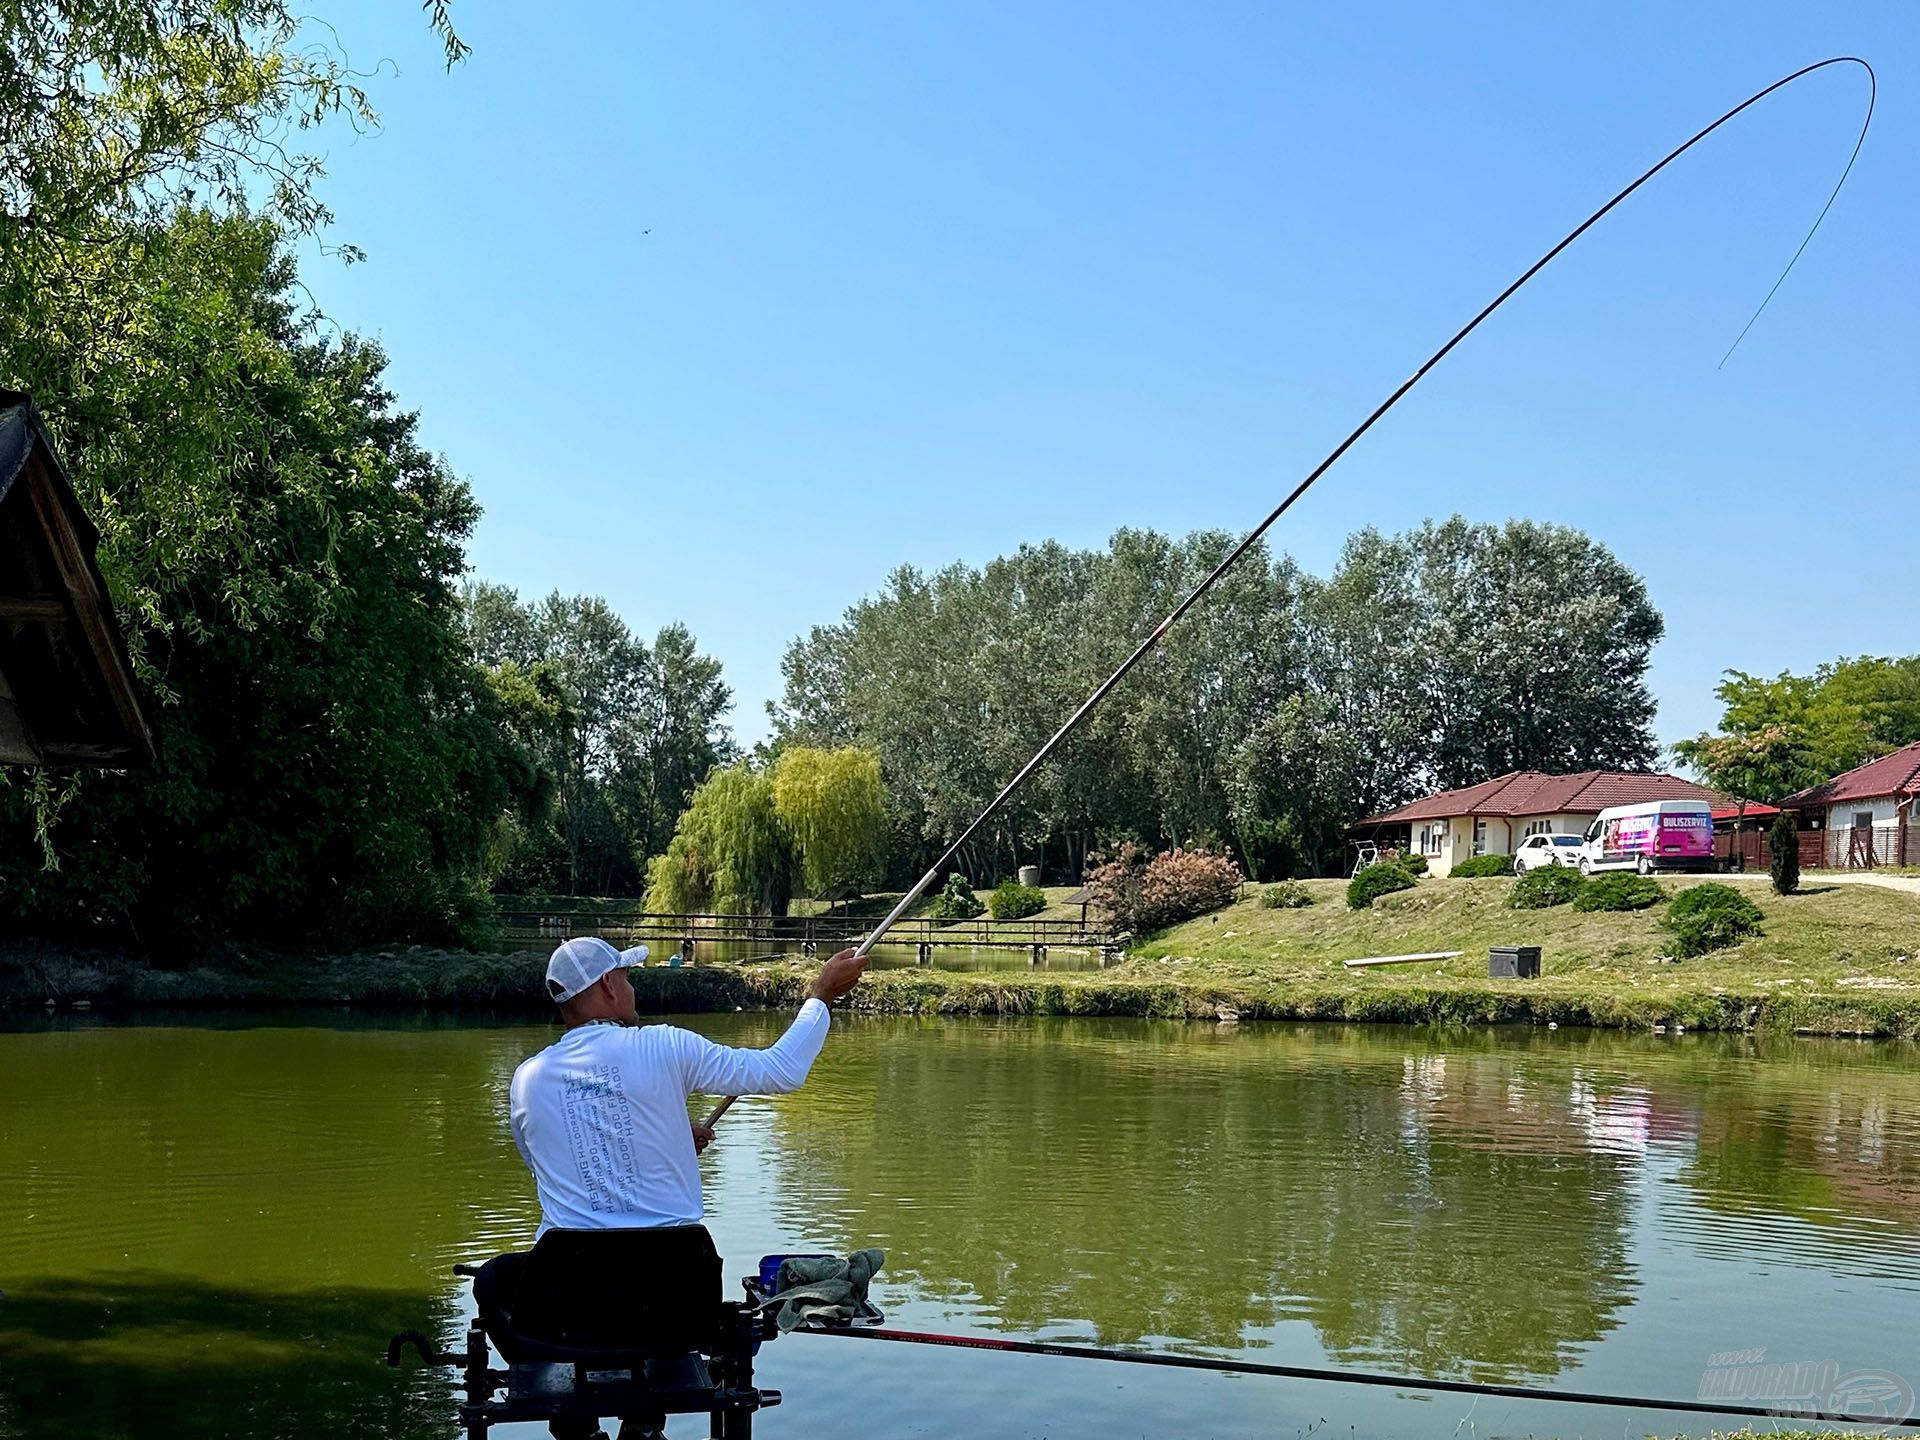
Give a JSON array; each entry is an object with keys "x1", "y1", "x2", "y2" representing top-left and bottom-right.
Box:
[{"x1": 545, "y1": 936, "x2": 650, "y2": 1003}]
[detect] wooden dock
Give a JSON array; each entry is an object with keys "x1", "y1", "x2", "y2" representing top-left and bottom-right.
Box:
[{"x1": 496, "y1": 909, "x2": 1120, "y2": 966}]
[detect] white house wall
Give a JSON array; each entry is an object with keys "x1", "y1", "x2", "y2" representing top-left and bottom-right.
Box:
[{"x1": 1416, "y1": 811, "x2": 1596, "y2": 876}]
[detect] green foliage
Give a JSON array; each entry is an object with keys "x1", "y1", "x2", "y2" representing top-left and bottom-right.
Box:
[
  {"x1": 988, "y1": 881, "x2": 1048, "y2": 920},
  {"x1": 1662, "y1": 884, "x2": 1765, "y2": 957},
  {"x1": 1261, "y1": 881, "x2": 1313, "y2": 909},
  {"x1": 1391, "y1": 851, "x2": 1428, "y2": 875},
  {"x1": 926, "y1": 874, "x2": 984, "y2": 920},
  {"x1": 1346, "y1": 861, "x2": 1416, "y2": 910},
  {"x1": 1675, "y1": 656, "x2": 1920, "y2": 801},
  {"x1": 775, "y1": 518, "x2": 1662, "y2": 882},
  {"x1": 466, "y1": 588, "x2": 734, "y2": 896},
  {"x1": 1510, "y1": 865, "x2": 1584, "y2": 910},
  {"x1": 772, "y1": 747, "x2": 888, "y2": 899},
  {"x1": 1451, "y1": 854, "x2": 1515, "y2": 878},
  {"x1": 0, "y1": 212, "x2": 539, "y2": 952},
  {"x1": 1085, "y1": 843, "x2": 1244, "y2": 931},
  {"x1": 1769, "y1": 810, "x2": 1801, "y2": 896},
  {"x1": 642, "y1": 766, "x2": 791, "y2": 916},
  {"x1": 1571, "y1": 873, "x2": 1664, "y2": 912}
]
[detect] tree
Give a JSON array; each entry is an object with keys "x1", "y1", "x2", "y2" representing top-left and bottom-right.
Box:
[
  {"x1": 772, "y1": 747, "x2": 888, "y2": 899},
  {"x1": 0, "y1": 215, "x2": 528, "y2": 949},
  {"x1": 464, "y1": 590, "x2": 734, "y2": 896},
  {"x1": 773, "y1": 516, "x2": 1660, "y2": 880},
  {"x1": 643, "y1": 766, "x2": 791, "y2": 916},
  {"x1": 1678, "y1": 657, "x2": 1920, "y2": 801},
  {"x1": 1768, "y1": 809, "x2": 1801, "y2": 895},
  {"x1": 1401, "y1": 518, "x2": 1663, "y2": 786}
]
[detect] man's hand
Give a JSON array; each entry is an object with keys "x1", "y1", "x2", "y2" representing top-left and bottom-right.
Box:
[
  {"x1": 690, "y1": 1122, "x2": 714, "y2": 1155},
  {"x1": 807, "y1": 947, "x2": 868, "y2": 1004}
]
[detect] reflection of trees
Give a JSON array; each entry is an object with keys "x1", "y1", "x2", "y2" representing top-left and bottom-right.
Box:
[
  {"x1": 754, "y1": 1019, "x2": 1639, "y2": 1380},
  {"x1": 0, "y1": 1275, "x2": 460, "y2": 1440},
  {"x1": 1667, "y1": 1045, "x2": 1920, "y2": 1246},
  {"x1": 1, "y1": 1022, "x2": 548, "y2": 1440}
]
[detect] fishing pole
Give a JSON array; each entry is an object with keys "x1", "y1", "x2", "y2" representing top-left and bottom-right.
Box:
[
  {"x1": 705, "y1": 58, "x2": 1874, "y2": 1124},
  {"x1": 809, "y1": 1325, "x2": 1920, "y2": 1430},
  {"x1": 843, "y1": 55, "x2": 1873, "y2": 963}
]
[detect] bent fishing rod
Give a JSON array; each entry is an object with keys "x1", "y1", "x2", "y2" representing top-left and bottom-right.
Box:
[
  {"x1": 706, "y1": 58, "x2": 1873, "y2": 1122},
  {"x1": 843, "y1": 56, "x2": 1871, "y2": 963},
  {"x1": 808, "y1": 1325, "x2": 1920, "y2": 1430}
]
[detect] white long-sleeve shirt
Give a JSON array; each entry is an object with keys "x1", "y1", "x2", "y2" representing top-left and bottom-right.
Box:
[{"x1": 509, "y1": 1000, "x2": 830, "y2": 1232}]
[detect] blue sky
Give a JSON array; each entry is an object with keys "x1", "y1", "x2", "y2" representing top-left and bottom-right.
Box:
[{"x1": 305, "y1": 2, "x2": 1915, "y2": 754}]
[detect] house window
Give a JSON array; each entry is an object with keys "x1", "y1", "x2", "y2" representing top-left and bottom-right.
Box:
[
  {"x1": 1523, "y1": 819, "x2": 1551, "y2": 839},
  {"x1": 1472, "y1": 819, "x2": 1487, "y2": 856},
  {"x1": 1853, "y1": 811, "x2": 1875, "y2": 830}
]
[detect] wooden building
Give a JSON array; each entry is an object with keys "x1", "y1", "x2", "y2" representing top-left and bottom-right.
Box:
[{"x1": 0, "y1": 390, "x2": 153, "y2": 766}]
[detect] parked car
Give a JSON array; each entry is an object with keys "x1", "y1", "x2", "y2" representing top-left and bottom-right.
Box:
[
  {"x1": 1577, "y1": 800, "x2": 1714, "y2": 876},
  {"x1": 1515, "y1": 833, "x2": 1587, "y2": 873}
]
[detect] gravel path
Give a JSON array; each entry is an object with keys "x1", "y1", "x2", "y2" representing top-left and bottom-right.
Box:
[{"x1": 1721, "y1": 870, "x2": 1920, "y2": 896}]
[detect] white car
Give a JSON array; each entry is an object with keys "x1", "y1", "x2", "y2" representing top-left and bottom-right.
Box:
[{"x1": 1514, "y1": 833, "x2": 1586, "y2": 874}]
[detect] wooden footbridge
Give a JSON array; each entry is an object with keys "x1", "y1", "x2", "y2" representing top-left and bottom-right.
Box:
[{"x1": 496, "y1": 908, "x2": 1120, "y2": 966}]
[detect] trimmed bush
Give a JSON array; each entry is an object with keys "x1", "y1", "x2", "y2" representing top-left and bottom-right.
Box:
[
  {"x1": 1261, "y1": 881, "x2": 1314, "y2": 910},
  {"x1": 1769, "y1": 810, "x2": 1800, "y2": 895},
  {"x1": 926, "y1": 874, "x2": 984, "y2": 920},
  {"x1": 1084, "y1": 843, "x2": 1244, "y2": 932},
  {"x1": 1510, "y1": 864, "x2": 1584, "y2": 909},
  {"x1": 1347, "y1": 861, "x2": 1417, "y2": 910},
  {"x1": 1394, "y1": 852, "x2": 1429, "y2": 875},
  {"x1": 1451, "y1": 854, "x2": 1515, "y2": 878},
  {"x1": 1571, "y1": 872, "x2": 1664, "y2": 912},
  {"x1": 988, "y1": 881, "x2": 1047, "y2": 920},
  {"x1": 1662, "y1": 883, "x2": 1764, "y2": 956}
]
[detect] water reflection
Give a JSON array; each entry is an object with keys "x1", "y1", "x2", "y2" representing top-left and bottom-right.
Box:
[{"x1": 5, "y1": 1015, "x2": 1920, "y2": 1438}]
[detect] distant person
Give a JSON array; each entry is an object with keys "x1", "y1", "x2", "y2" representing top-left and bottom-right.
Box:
[{"x1": 475, "y1": 936, "x2": 867, "y2": 1439}]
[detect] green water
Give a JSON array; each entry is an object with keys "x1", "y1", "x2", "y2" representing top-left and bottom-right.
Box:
[{"x1": 5, "y1": 1014, "x2": 1919, "y2": 1438}]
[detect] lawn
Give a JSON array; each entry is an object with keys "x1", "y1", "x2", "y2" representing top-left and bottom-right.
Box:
[{"x1": 1112, "y1": 873, "x2": 1920, "y2": 1033}]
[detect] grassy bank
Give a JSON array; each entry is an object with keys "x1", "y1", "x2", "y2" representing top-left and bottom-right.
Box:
[{"x1": 8, "y1": 874, "x2": 1919, "y2": 1034}]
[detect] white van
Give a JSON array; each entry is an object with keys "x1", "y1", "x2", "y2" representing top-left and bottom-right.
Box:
[{"x1": 1577, "y1": 800, "x2": 1715, "y2": 876}]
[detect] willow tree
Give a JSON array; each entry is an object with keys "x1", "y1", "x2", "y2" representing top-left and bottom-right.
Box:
[
  {"x1": 643, "y1": 766, "x2": 792, "y2": 916},
  {"x1": 772, "y1": 746, "x2": 887, "y2": 900}
]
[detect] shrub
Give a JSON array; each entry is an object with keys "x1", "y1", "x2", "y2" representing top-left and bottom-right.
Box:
[
  {"x1": 1084, "y1": 843, "x2": 1244, "y2": 932},
  {"x1": 1510, "y1": 864, "x2": 1584, "y2": 909},
  {"x1": 1571, "y1": 872, "x2": 1664, "y2": 912},
  {"x1": 926, "y1": 874, "x2": 984, "y2": 920},
  {"x1": 1662, "y1": 883, "x2": 1764, "y2": 956},
  {"x1": 1347, "y1": 860, "x2": 1417, "y2": 910},
  {"x1": 988, "y1": 881, "x2": 1047, "y2": 920},
  {"x1": 1261, "y1": 881, "x2": 1314, "y2": 909},
  {"x1": 1769, "y1": 810, "x2": 1800, "y2": 895},
  {"x1": 1451, "y1": 854, "x2": 1515, "y2": 878},
  {"x1": 1383, "y1": 850, "x2": 1428, "y2": 875}
]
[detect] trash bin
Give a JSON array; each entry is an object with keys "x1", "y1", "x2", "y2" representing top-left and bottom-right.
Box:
[
  {"x1": 1488, "y1": 945, "x2": 1541, "y2": 979},
  {"x1": 1018, "y1": 865, "x2": 1041, "y2": 888}
]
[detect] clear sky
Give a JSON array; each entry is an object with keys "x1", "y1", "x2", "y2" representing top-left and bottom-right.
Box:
[{"x1": 303, "y1": 1, "x2": 1915, "y2": 754}]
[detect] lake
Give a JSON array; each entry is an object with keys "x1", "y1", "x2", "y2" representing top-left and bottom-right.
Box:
[{"x1": 5, "y1": 1012, "x2": 1919, "y2": 1438}]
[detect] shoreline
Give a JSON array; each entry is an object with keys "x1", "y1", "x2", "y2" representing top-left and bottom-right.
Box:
[{"x1": 7, "y1": 945, "x2": 1920, "y2": 1038}]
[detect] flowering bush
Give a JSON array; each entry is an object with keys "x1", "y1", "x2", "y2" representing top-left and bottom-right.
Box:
[{"x1": 1084, "y1": 843, "x2": 1244, "y2": 933}]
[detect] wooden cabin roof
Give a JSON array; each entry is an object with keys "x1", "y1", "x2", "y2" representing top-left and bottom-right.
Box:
[{"x1": 0, "y1": 391, "x2": 154, "y2": 766}]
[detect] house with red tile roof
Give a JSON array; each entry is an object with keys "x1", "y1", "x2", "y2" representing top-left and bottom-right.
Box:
[
  {"x1": 1779, "y1": 741, "x2": 1920, "y2": 868},
  {"x1": 1351, "y1": 770, "x2": 1741, "y2": 877}
]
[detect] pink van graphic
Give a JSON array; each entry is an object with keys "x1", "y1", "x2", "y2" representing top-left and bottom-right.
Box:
[{"x1": 1585, "y1": 802, "x2": 1714, "y2": 873}]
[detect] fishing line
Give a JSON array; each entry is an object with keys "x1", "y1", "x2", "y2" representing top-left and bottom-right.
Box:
[
  {"x1": 841, "y1": 55, "x2": 1874, "y2": 963},
  {"x1": 808, "y1": 1325, "x2": 1920, "y2": 1430}
]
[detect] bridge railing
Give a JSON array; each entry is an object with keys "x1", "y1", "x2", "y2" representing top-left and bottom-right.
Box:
[{"x1": 494, "y1": 909, "x2": 1113, "y2": 950}]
